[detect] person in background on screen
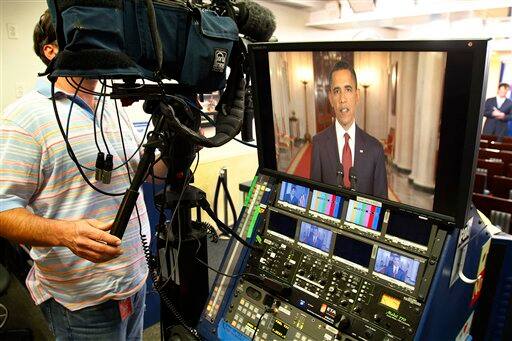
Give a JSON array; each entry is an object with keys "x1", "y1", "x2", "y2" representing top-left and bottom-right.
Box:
[
  {"x1": 482, "y1": 83, "x2": 512, "y2": 141},
  {"x1": 310, "y1": 61, "x2": 388, "y2": 198}
]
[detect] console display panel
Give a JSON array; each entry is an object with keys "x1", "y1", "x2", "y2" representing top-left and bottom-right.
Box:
[
  {"x1": 309, "y1": 190, "x2": 343, "y2": 220},
  {"x1": 278, "y1": 181, "x2": 309, "y2": 210},
  {"x1": 251, "y1": 40, "x2": 489, "y2": 226},
  {"x1": 386, "y1": 211, "x2": 432, "y2": 247},
  {"x1": 298, "y1": 222, "x2": 333, "y2": 253},
  {"x1": 333, "y1": 234, "x2": 373, "y2": 269},
  {"x1": 380, "y1": 294, "x2": 401, "y2": 310},
  {"x1": 345, "y1": 199, "x2": 382, "y2": 232},
  {"x1": 267, "y1": 211, "x2": 298, "y2": 239},
  {"x1": 374, "y1": 247, "x2": 420, "y2": 287}
]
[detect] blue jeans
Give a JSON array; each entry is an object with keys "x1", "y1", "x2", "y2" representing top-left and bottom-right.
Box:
[{"x1": 40, "y1": 285, "x2": 146, "y2": 340}]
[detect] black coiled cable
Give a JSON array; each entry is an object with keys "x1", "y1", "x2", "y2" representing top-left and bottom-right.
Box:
[{"x1": 140, "y1": 235, "x2": 201, "y2": 340}]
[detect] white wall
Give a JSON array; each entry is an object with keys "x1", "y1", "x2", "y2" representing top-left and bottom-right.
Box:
[{"x1": 1, "y1": 1, "x2": 48, "y2": 111}]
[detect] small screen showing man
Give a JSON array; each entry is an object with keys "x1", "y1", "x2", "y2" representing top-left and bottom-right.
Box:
[
  {"x1": 278, "y1": 181, "x2": 309, "y2": 208},
  {"x1": 374, "y1": 248, "x2": 420, "y2": 286},
  {"x1": 298, "y1": 222, "x2": 332, "y2": 253},
  {"x1": 311, "y1": 61, "x2": 388, "y2": 198}
]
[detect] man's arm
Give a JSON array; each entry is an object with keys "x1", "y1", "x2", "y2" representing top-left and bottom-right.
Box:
[
  {"x1": 0, "y1": 208, "x2": 122, "y2": 263},
  {"x1": 373, "y1": 146, "x2": 388, "y2": 199},
  {"x1": 502, "y1": 101, "x2": 512, "y2": 121},
  {"x1": 310, "y1": 138, "x2": 322, "y2": 182},
  {"x1": 483, "y1": 98, "x2": 495, "y2": 118}
]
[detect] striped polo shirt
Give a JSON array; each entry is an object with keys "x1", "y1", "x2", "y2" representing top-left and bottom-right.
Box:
[{"x1": 0, "y1": 78, "x2": 150, "y2": 311}]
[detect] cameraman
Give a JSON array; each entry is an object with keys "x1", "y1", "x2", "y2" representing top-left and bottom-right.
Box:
[{"x1": 0, "y1": 9, "x2": 166, "y2": 339}]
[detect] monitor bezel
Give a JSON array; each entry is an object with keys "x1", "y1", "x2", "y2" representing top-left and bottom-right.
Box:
[{"x1": 249, "y1": 40, "x2": 489, "y2": 229}]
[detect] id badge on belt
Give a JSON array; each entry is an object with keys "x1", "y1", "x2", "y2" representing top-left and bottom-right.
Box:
[{"x1": 119, "y1": 297, "x2": 133, "y2": 321}]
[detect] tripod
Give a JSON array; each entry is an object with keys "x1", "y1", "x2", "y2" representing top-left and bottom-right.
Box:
[{"x1": 108, "y1": 94, "x2": 223, "y2": 339}]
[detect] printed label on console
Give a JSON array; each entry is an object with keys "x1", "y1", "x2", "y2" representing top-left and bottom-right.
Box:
[{"x1": 385, "y1": 311, "x2": 409, "y2": 326}]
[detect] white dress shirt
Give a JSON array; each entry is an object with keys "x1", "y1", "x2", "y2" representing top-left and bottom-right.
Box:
[
  {"x1": 496, "y1": 96, "x2": 506, "y2": 109},
  {"x1": 335, "y1": 119, "x2": 355, "y2": 166}
]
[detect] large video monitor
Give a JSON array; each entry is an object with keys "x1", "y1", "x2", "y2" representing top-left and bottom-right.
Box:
[{"x1": 250, "y1": 40, "x2": 488, "y2": 227}]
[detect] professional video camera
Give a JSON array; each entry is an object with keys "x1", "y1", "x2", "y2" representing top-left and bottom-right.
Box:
[{"x1": 45, "y1": 0, "x2": 275, "y2": 338}]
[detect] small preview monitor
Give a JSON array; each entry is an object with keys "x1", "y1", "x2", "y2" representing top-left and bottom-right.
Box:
[
  {"x1": 333, "y1": 234, "x2": 373, "y2": 269},
  {"x1": 386, "y1": 211, "x2": 432, "y2": 247},
  {"x1": 345, "y1": 199, "x2": 382, "y2": 231},
  {"x1": 309, "y1": 190, "x2": 344, "y2": 220},
  {"x1": 278, "y1": 181, "x2": 310, "y2": 210},
  {"x1": 298, "y1": 222, "x2": 333, "y2": 253},
  {"x1": 374, "y1": 248, "x2": 420, "y2": 287},
  {"x1": 267, "y1": 210, "x2": 298, "y2": 239}
]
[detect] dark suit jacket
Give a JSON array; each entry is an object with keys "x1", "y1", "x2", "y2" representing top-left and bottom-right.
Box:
[
  {"x1": 283, "y1": 193, "x2": 298, "y2": 205},
  {"x1": 305, "y1": 233, "x2": 324, "y2": 250},
  {"x1": 383, "y1": 264, "x2": 406, "y2": 282},
  {"x1": 482, "y1": 97, "x2": 512, "y2": 140},
  {"x1": 310, "y1": 124, "x2": 388, "y2": 198}
]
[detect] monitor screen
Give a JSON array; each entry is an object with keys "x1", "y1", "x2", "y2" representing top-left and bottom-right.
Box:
[
  {"x1": 333, "y1": 234, "x2": 373, "y2": 268},
  {"x1": 278, "y1": 181, "x2": 309, "y2": 209},
  {"x1": 309, "y1": 190, "x2": 343, "y2": 219},
  {"x1": 374, "y1": 248, "x2": 420, "y2": 287},
  {"x1": 298, "y1": 222, "x2": 333, "y2": 253},
  {"x1": 250, "y1": 40, "x2": 489, "y2": 226},
  {"x1": 345, "y1": 199, "x2": 382, "y2": 231},
  {"x1": 267, "y1": 211, "x2": 298, "y2": 239},
  {"x1": 386, "y1": 211, "x2": 432, "y2": 246}
]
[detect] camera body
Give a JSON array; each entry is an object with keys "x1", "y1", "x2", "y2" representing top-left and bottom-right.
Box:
[{"x1": 47, "y1": 0, "x2": 239, "y2": 93}]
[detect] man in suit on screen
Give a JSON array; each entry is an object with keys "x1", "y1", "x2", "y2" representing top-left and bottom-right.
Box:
[
  {"x1": 304, "y1": 225, "x2": 324, "y2": 250},
  {"x1": 310, "y1": 61, "x2": 388, "y2": 198},
  {"x1": 482, "y1": 83, "x2": 512, "y2": 140},
  {"x1": 283, "y1": 185, "x2": 299, "y2": 205},
  {"x1": 381, "y1": 254, "x2": 406, "y2": 282}
]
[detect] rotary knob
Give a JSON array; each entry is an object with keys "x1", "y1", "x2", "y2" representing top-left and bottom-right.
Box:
[
  {"x1": 336, "y1": 314, "x2": 351, "y2": 331},
  {"x1": 354, "y1": 304, "x2": 362, "y2": 314}
]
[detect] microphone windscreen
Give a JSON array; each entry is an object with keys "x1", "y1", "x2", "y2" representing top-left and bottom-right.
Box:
[{"x1": 238, "y1": 0, "x2": 276, "y2": 42}]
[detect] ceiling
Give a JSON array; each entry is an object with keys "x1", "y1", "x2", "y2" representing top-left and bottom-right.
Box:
[{"x1": 260, "y1": 0, "x2": 512, "y2": 44}]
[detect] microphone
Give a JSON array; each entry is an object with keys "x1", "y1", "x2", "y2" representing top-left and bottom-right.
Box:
[
  {"x1": 234, "y1": 0, "x2": 276, "y2": 42},
  {"x1": 241, "y1": 85, "x2": 254, "y2": 142},
  {"x1": 337, "y1": 166, "x2": 344, "y2": 188},
  {"x1": 349, "y1": 167, "x2": 357, "y2": 191}
]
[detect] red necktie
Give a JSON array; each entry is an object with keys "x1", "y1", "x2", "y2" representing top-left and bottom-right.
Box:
[{"x1": 342, "y1": 133, "x2": 352, "y2": 187}]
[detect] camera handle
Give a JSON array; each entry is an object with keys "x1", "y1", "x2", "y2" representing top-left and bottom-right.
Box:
[{"x1": 110, "y1": 113, "x2": 167, "y2": 239}]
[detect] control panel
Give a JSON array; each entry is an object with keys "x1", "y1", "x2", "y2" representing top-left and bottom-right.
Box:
[
  {"x1": 242, "y1": 231, "x2": 426, "y2": 340},
  {"x1": 200, "y1": 177, "x2": 448, "y2": 341}
]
